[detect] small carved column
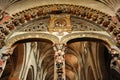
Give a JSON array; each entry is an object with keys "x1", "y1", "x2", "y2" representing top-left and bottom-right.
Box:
[
  {"x1": 110, "y1": 49, "x2": 120, "y2": 72},
  {"x1": 0, "y1": 45, "x2": 17, "y2": 77},
  {"x1": 53, "y1": 43, "x2": 66, "y2": 80}
]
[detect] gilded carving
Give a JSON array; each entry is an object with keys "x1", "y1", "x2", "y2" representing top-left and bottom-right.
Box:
[{"x1": 49, "y1": 14, "x2": 71, "y2": 32}]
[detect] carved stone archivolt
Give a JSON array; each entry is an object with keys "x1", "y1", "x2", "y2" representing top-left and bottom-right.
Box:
[{"x1": 0, "y1": 4, "x2": 119, "y2": 47}]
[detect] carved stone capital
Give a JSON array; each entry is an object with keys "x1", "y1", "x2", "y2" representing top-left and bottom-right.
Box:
[
  {"x1": 0, "y1": 46, "x2": 12, "y2": 55},
  {"x1": 53, "y1": 43, "x2": 66, "y2": 52}
]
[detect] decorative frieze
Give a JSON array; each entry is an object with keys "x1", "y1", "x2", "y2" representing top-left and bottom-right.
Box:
[
  {"x1": 19, "y1": 22, "x2": 48, "y2": 32},
  {"x1": 71, "y1": 17, "x2": 103, "y2": 31}
]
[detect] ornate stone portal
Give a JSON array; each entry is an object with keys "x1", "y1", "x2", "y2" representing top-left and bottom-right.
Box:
[{"x1": 0, "y1": 4, "x2": 120, "y2": 80}]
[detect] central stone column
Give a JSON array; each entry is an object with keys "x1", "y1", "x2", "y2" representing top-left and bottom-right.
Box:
[{"x1": 53, "y1": 43, "x2": 66, "y2": 80}]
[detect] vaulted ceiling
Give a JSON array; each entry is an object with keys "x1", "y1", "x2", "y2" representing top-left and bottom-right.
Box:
[{"x1": 0, "y1": 0, "x2": 120, "y2": 16}]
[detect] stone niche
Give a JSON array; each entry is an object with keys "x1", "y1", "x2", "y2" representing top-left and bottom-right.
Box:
[{"x1": 49, "y1": 14, "x2": 71, "y2": 32}]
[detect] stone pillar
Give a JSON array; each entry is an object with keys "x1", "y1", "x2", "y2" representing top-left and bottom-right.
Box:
[
  {"x1": 0, "y1": 45, "x2": 17, "y2": 77},
  {"x1": 53, "y1": 43, "x2": 66, "y2": 80},
  {"x1": 0, "y1": 46, "x2": 11, "y2": 77}
]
